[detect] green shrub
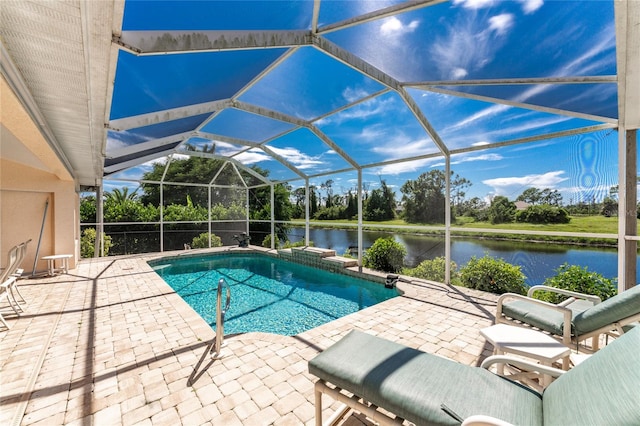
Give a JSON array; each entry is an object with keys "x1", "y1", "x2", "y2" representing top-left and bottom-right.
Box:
[
  {"x1": 80, "y1": 228, "x2": 112, "y2": 258},
  {"x1": 191, "y1": 232, "x2": 222, "y2": 249},
  {"x1": 459, "y1": 254, "x2": 527, "y2": 295},
  {"x1": 313, "y1": 205, "x2": 346, "y2": 220},
  {"x1": 363, "y1": 237, "x2": 406, "y2": 273},
  {"x1": 535, "y1": 263, "x2": 617, "y2": 303},
  {"x1": 282, "y1": 240, "x2": 313, "y2": 249},
  {"x1": 403, "y1": 256, "x2": 457, "y2": 283},
  {"x1": 261, "y1": 234, "x2": 314, "y2": 249},
  {"x1": 516, "y1": 205, "x2": 571, "y2": 224},
  {"x1": 262, "y1": 234, "x2": 278, "y2": 248}
]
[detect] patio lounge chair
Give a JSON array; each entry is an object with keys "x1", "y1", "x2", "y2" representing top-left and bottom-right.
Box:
[
  {"x1": 1, "y1": 245, "x2": 22, "y2": 329},
  {"x1": 9, "y1": 240, "x2": 31, "y2": 305},
  {"x1": 496, "y1": 284, "x2": 640, "y2": 350},
  {"x1": 308, "y1": 327, "x2": 640, "y2": 426}
]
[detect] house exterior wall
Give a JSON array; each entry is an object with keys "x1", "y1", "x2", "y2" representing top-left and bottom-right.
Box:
[{"x1": 0, "y1": 158, "x2": 79, "y2": 273}]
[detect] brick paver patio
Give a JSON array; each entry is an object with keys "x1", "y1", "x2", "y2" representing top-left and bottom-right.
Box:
[{"x1": 1, "y1": 248, "x2": 500, "y2": 425}]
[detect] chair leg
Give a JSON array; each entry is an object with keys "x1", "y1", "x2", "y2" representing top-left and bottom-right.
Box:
[
  {"x1": 0, "y1": 312, "x2": 10, "y2": 330},
  {"x1": 11, "y1": 282, "x2": 27, "y2": 306},
  {"x1": 315, "y1": 381, "x2": 323, "y2": 426}
]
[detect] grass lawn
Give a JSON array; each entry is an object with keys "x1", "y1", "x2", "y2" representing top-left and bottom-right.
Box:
[{"x1": 291, "y1": 215, "x2": 621, "y2": 245}]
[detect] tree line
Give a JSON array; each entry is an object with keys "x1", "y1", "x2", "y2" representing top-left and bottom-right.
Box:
[{"x1": 81, "y1": 153, "x2": 627, "y2": 253}]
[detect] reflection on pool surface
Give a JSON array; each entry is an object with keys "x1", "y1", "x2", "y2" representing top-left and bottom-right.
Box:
[{"x1": 150, "y1": 253, "x2": 398, "y2": 336}]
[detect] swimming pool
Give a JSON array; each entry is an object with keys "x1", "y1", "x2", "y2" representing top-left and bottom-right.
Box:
[{"x1": 150, "y1": 253, "x2": 398, "y2": 336}]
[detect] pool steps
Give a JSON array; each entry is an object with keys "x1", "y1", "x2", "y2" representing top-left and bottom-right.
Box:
[{"x1": 277, "y1": 246, "x2": 388, "y2": 285}]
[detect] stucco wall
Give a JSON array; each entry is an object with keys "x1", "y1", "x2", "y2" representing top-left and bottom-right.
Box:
[{"x1": 1, "y1": 158, "x2": 79, "y2": 273}]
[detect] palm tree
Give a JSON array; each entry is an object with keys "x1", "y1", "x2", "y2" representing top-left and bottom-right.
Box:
[{"x1": 105, "y1": 187, "x2": 138, "y2": 204}]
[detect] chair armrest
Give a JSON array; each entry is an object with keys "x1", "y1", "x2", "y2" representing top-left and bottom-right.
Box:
[
  {"x1": 1, "y1": 276, "x2": 16, "y2": 289},
  {"x1": 462, "y1": 414, "x2": 515, "y2": 426},
  {"x1": 481, "y1": 355, "x2": 566, "y2": 378},
  {"x1": 527, "y1": 285, "x2": 601, "y2": 304}
]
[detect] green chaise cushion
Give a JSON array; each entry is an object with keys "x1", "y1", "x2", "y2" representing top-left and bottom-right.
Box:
[
  {"x1": 500, "y1": 301, "x2": 570, "y2": 336},
  {"x1": 573, "y1": 284, "x2": 640, "y2": 335},
  {"x1": 501, "y1": 297, "x2": 594, "y2": 336},
  {"x1": 543, "y1": 326, "x2": 640, "y2": 425},
  {"x1": 309, "y1": 330, "x2": 543, "y2": 426}
]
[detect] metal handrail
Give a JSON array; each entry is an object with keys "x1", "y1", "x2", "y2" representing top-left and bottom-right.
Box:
[{"x1": 212, "y1": 278, "x2": 231, "y2": 358}]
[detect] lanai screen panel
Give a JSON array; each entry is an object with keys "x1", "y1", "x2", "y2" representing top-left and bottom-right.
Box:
[
  {"x1": 410, "y1": 89, "x2": 610, "y2": 151},
  {"x1": 443, "y1": 84, "x2": 619, "y2": 121},
  {"x1": 264, "y1": 128, "x2": 354, "y2": 177},
  {"x1": 238, "y1": 47, "x2": 386, "y2": 121},
  {"x1": 316, "y1": 91, "x2": 441, "y2": 166},
  {"x1": 446, "y1": 129, "x2": 619, "y2": 207},
  {"x1": 200, "y1": 109, "x2": 296, "y2": 143},
  {"x1": 324, "y1": 1, "x2": 616, "y2": 83}
]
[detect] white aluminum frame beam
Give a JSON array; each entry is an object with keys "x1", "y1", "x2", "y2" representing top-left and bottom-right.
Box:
[
  {"x1": 108, "y1": 99, "x2": 230, "y2": 131},
  {"x1": 114, "y1": 30, "x2": 311, "y2": 55},
  {"x1": 422, "y1": 86, "x2": 618, "y2": 125},
  {"x1": 107, "y1": 131, "x2": 193, "y2": 159}
]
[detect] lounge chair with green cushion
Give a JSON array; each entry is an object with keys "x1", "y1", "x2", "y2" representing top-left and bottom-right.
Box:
[
  {"x1": 496, "y1": 284, "x2": 640, "y2": 350},
  {"x1": 308, "y1": 327, "x2": 640, "y2": 426}
]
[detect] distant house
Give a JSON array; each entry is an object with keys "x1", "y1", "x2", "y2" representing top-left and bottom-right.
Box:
[{"x1": 514, "y1": 201, "x2": 531, "y2": 211}]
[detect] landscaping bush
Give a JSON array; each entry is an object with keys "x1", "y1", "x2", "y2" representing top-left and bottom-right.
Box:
[
  {"x1": 516, "y1": 204, "x2": 570, "y2": 224},
  {"x1": 80, "y1": 228, "x2": 112, "y2": 258},
  {"x1": 363, "y1": 237, "x2": 406, "y2": 273},
  {"x1": 261, "y1": 234, "x2": 314, "y2": 249},
  {"x1": 536, "y1": 263, "x2": 617, "y2": 303},
  {"x1": 191, "y1": 232, "x2": 222, "y2": 249},
  {"x1": 404, "y1": 256, "x2": 457, "y2": 283},
  {"x1": 459, "y1": 254, "x2": 527, "y2": 295},
  {"x1": 261, "y1": 234, "x2": 278, "y2": 248},
  {"x1": 282, "y1": 239, "x2": 314, "y2": 249}
]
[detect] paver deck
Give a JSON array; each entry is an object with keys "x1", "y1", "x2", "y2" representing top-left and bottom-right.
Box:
[{"x1": 1, "y1": 248, "x2": 502, "y2": 425}]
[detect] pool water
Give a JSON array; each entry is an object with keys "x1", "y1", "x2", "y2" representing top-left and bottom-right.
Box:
[{"x1": 150, "y1": 253, "x2": 398, "y2": 336}]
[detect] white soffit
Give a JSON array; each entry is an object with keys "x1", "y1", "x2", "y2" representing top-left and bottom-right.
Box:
[{"x1": 0, "y1": 0, "x2": 118, "y2": 187}]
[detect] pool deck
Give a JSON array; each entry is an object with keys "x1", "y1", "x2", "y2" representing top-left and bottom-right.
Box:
[{"x1": 1, "y1": 247, "x2": 502, "y2": 425}]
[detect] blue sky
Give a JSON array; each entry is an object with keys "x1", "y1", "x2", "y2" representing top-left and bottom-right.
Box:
[{"x1": 105, "y1": 0, "x2": 626, "y2": 206}]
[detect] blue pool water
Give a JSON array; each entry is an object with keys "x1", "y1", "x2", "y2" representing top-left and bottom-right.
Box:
[{"x1": 149, "y1": 253, "x2": 398, "y2": 336}]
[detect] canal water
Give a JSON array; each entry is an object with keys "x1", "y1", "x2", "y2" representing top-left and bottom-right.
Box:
[{"x1": 286, "y1": 227, "x2": 638, "y2": 285}]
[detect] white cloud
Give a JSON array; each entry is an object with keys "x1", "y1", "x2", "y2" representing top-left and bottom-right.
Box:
[
  {"x1": 380, "y1": 17, "x2": 420, "y2": 37},
  {"x1": 342, "y1": 86, "x2": 371, "y2": 103},
  {"x1": 518, "y1": 0, "x2": 543, "y2": 14},
  {"x1": 451, "y1": 67, "x2": 469, "y2": 79},
  {"x1": 269, "y1": 146, "x2": 324, "y2": 170},
  {"x1": 482, "y1": 170, "x2": 568, "y2": 196},
  {"x1": 213, "y1": 141, "x2": 244, "y2": 157},
  {"x1": 560, "y1": 23, "x2": 616, "y2": 76},
  {"x1": 453, "y1": 0, "x2": 496, "y2": 9},
  {"x1": 488, "y1": 13, "x2": 514, "y2": 35},
  {"x1": 432, "y1": 153, "x2": 503, "y2": 167},
  {"x1": 454, "y1": 153, "x2": 503, "y2": 164},
  {"x1": 447, "y1": 104, "x2": 510, "y2": 131},
  {"x1": 317, "y1": 96, "x2": 395, "y2": 126},
  {"x1": 430, "y1": 11, "x2": 514, "y2": 80},
  {"x1": 372, "y1": 137, "x2": 436, "y2": 159},
  {"x1": 234, "y1": 149, "x2": 272, "y2": 165},
  {"x1": 374, "y1": 158, "x2": 435, "y2": 175}
]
